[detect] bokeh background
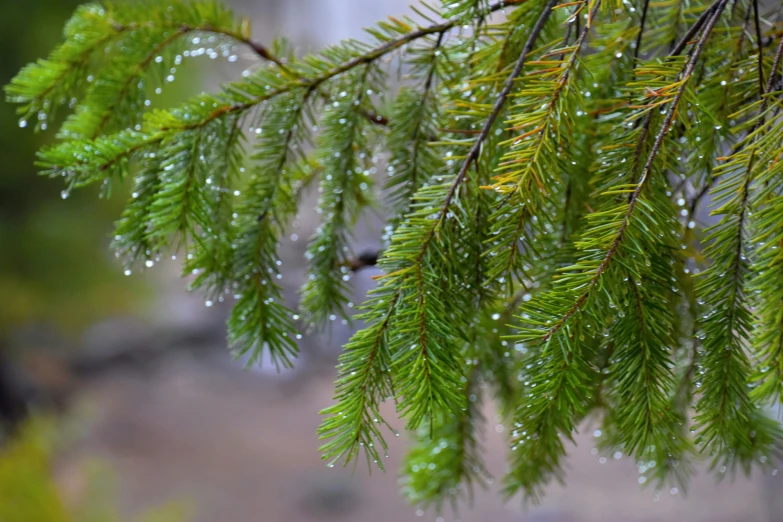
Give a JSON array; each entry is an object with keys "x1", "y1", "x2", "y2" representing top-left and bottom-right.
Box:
[{"x1": 1, "y1": 1, "x2": 781, "y2": 521}]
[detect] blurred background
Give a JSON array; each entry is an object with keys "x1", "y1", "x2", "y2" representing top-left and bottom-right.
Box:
[{"x1": 0, "y1": 1, "x2": 781, "y2": 521}]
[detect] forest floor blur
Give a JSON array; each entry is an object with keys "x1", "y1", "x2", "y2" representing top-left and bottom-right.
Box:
[{"x1": 50, "y1": 345, "x2": 782, "y2": 522}]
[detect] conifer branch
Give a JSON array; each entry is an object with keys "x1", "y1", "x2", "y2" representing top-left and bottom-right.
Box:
[
  {"x1": 693, "y1": 9, "x2": 783, "y2": 469},
  {"x1": 542, "y1": 0, "x2": 728, "y2": 343},
  {"x1": 743, "y1": 35, "x2": 783, "y2": 404},
  {"x1": 401, "y1": 368, "x2": 486, "y2": 512},
  {"x1": 10, "y1": 0, "x2": 783, "y2": 511},
  {"x1": 438, "y1": 0, "x2": 558, "y2": 230},
  {"x1": 386, "y1": 30, "x2": 447, "y2": 217},
  {"x1": 320, "y1": 0, "x2": 558, "y2": 474},
  {"x1": 153, "y1": 1, "x2": 529, "y2": 136},
  {"x1": 487, "y1": 0, "x2": 599, "y2": 291}
]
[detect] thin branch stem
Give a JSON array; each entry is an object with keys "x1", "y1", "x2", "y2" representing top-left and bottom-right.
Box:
[
  {"x1": 670, "y1": 3, "x2": 718, "y2": 57},
  {"x1": 753, "y1": 0, "x2": 766, "y2": 97},
  {"x1": 633, "y1": 0, "x2": 651, "y2": 64}
]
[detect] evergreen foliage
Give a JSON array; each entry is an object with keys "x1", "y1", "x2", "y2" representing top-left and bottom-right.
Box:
[{"x1": 8, "y1": 0, "x2": 783, "y2": 512}]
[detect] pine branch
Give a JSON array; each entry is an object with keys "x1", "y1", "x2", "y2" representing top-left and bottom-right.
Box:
[
  {"x1": 319, "y1": 0, "x2": 558, "y2": 472},
  {"x1": 542, "y1": 0, "x2": 728, "y2": 345},
  {"x1": 694, "y1": 28, "x2": 783, "y2": 468},
  {"x1": 10, "y1": 0, "x2": 783, "y2": 512},
  {"x1": 386, "y1": 31, "x2": 446, "y2": 218},
  {"x1": 747, "y1": 36, "x2": 783, "y2": 403},
  {"x1": 400, "y1": 368, "x2": 487, "y2": 512},
  {"x1": 487, "y1": 0, "x2": 596, "y2": 293},
  {"x1": 225, "y1": 90, "x2": 314, "y2": 367},
  {"x1": 300, "y1": 64, "x2": 378, "y2": 325},
  {"x1": 505, "y1": 0, "x2": 730, "y2": 497}
]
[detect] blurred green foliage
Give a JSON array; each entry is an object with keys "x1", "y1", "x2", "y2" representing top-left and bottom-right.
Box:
[
  {"x1": 0, "y1": 0, "x2": 140, "y2": 335},
  {"x1": 0, "y1": 418, "x2": 69, "y2": 521},
  {"x1": 0, "y1": 417, "x2": 189, "y2": 522}
]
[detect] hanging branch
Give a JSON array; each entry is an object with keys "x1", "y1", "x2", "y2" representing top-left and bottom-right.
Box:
[
  {"x1": 542, "y1": 0, "x2": 729, "y2": 343},
  {"x1": 319, "y1": 0, "x2": 559, "y2": 471},
  {"x1": 9, "y1": 0, "x2": 783, "y2": 513}
]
